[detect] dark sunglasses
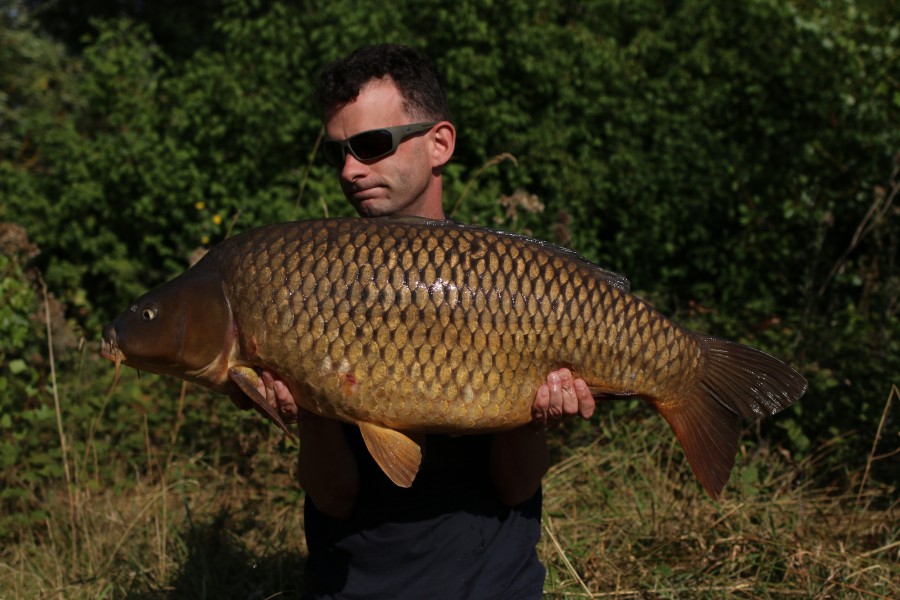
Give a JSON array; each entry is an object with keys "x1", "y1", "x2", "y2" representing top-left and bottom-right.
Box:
[{"x1": 322, "y1": 121, "x2": 438, "y2": 166}]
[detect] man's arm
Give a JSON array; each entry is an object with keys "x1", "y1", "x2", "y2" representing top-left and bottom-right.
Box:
[
  {"x1": 258, "y1": 372, "x2": 359, "y2": 519},
  {"x1": 296, "y1": 413, "x2": 359, "y2": 519},
  {"x1": 490, "y1": 369, "x2": 595, "y2": 507}
]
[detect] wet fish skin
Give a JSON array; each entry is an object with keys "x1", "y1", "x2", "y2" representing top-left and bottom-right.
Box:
[{"x1": 101, "y1": 217, "x2": 807, "y2": 497}]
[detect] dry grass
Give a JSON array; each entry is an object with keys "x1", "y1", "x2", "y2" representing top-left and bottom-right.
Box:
[
  {"x1": 1, "y1": 448, "x2": 309, "y2": 599},
  {"x1": 2, "y1": 404, "x2": 896, "y2": 599},
  {"x1": 539, "y1": 417, "x2": 899, "y2": 599}
]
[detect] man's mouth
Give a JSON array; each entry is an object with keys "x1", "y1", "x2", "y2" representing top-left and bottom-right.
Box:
[{"x1": 351, "y1": 186, "x2": 383, "y2": 199}]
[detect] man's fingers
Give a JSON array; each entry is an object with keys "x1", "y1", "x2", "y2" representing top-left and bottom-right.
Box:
[
  {"x1": 574, "y1": 378, "x2": 596, "y2": 419},
  {"x1": 534, "y1": 370, "x2": 596, "y2": 428},
  {"x1": 546, "y1": 372, "x2": 563, "y2": 419},
  {"x1": 274, "y1": 379, "x2": 298, "y2": 419},
  {"x1": 532, "y1": 384, "x2": 550, "y2": 425},
  {"x1": 258, "y1": 370, "x2": 299, "y2": 422},
  {"x1": 558, "y1": 368, "x2": 579, "y2": 415}
]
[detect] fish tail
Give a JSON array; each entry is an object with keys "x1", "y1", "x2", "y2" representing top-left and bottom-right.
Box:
[{"x1": 654, "y1": 334, "x2": 807, "y2": 499}]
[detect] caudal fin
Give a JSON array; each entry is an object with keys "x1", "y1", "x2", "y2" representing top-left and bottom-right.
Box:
[{"x1": 655, "y1": 334, "x2": 807, "y2": 499}]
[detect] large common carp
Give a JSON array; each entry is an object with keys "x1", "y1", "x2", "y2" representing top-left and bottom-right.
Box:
[{"x1": 101, "y1": 217, "x2": 807, "y2": 498}]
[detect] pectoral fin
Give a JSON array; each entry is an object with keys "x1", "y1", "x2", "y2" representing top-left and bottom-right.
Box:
[
  {"x1": 357, "y1": 422, "x2": 422, "y2": 488},
  {"x1": 228, "y1": 366, "x2": 298, "y2": 445}
]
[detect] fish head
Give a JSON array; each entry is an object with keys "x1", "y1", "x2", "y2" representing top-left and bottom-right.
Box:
[{"x1": 101, "y1": 266, "x2": 237, "y2": 390}]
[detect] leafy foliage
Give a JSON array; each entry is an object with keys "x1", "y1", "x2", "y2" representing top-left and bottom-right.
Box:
[
  {"x1": 0, "y1": 224, "x2": 57, "y2": 533},
  {"x1": 1, "y1": 0, "x2": 898, "y2": 535}
]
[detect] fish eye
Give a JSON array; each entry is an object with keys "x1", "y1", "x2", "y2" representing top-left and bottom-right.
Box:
[{"x1": 141, "y1": 304, "x2": 159, "y2": 321}]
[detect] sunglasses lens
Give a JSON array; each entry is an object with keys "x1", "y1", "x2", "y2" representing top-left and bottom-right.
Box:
[{"x1": 349, "y1": 130, "x2": 394, "y2": 160}]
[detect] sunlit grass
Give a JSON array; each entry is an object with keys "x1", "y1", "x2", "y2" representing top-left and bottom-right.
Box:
[
  {"x1": 2, "y1": 446, "x2": 308, "y2": 599},
  {"x1": 2, "y1": 395, "x2": 896, "y2": 599},
  {"x1": 539, "y1": 416, "x2": 898, "y2": 598}
]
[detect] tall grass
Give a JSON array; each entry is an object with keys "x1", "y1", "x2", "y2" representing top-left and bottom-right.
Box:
[
  {"x1": 1, "y1": 371, "x2": 896, "y2": 598},
  {"x1": 539, "y1": 411, "x2": 899, "y2": 598},
  {"x1": 1, "y1": 402, "x2": 308, "y2": 599}
]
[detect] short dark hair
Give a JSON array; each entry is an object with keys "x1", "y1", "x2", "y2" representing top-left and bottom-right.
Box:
[{"x1": 315, "y1": 44, "x2": 452, "y2": 122}]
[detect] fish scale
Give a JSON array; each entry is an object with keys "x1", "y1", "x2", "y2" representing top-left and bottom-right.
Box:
[
  {"x1": 231, "y1": 221, "x2": 604, "y2": 429},
  {"x1": 101, "y1": 216, "x2": 806, "y2": 497}
]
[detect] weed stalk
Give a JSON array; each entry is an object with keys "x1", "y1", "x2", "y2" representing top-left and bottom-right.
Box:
[
  {"x1": 40, "y1": 275, "x2": 77, "y2": 564},
  {"x1": 855, "y1": 383, "x2": 898, "y2": 508}
]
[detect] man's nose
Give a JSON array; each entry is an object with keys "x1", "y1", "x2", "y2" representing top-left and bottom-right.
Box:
[{"x1": 340, "y1": 151, "x2": 369, "y2": 180}]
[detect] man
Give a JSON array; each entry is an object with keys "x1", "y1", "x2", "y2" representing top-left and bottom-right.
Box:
[{"x1": 259, "y1": 44, "x2": 595, "y2": 599}]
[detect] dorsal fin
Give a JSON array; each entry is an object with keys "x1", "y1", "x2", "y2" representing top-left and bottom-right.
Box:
[{"x1": 357, "y1": 421, "x2": 422, "y2": 487}]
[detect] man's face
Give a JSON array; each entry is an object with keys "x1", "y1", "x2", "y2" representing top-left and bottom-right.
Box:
[{"x1": 324, "y1": 78, "x2": 438, "y2": 218}]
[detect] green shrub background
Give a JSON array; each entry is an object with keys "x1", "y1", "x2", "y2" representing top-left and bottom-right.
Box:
[{"x1": 1, "y1": 0, "x2": 897, "y2": 538}]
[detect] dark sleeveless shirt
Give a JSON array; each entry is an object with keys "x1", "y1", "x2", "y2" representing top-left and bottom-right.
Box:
[{"x1": 302, "y1": 424, "x2": 545, "y2": 599}]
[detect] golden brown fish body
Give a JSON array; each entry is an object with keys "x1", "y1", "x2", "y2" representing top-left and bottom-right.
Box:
[
  {"x1": 102, "y1": 217, "x2": 806, "y2": 497},
  {"x1": 226, "y1": 219, "x2": 692, "y2": 427}
]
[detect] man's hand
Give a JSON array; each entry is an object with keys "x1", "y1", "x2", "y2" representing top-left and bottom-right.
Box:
[
  {"x1": 257, "y1": 369, "x2": 301, "y2": 422},
  {"x1": 531, "y1": 368, "x2": 595, "y2": 428}
]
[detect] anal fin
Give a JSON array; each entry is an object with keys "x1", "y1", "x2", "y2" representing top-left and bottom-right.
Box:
[
  {"x1": 358, "y1": 422, "x2": 422, "y2": 488},
  {"x1": 228, "y1": 366, "x2": 298, "y2": 445}
]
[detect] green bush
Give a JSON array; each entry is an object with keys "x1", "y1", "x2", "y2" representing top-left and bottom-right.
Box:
[
  {"x1": 1, "y1": 0, "x2": 897, "y2": 508},
  {"x1": 0, "y1": 225, "x2": 56, "y2": 535}
]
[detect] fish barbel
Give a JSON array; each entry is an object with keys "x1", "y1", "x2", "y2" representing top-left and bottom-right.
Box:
[{"x1": 100, "y1": 217, "x2": 807, "y2": 498}]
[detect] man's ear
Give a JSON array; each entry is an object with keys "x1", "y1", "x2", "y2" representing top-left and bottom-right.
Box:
[{"x1": 429, "y1": 121, "x2": 456, "y2": 169}]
